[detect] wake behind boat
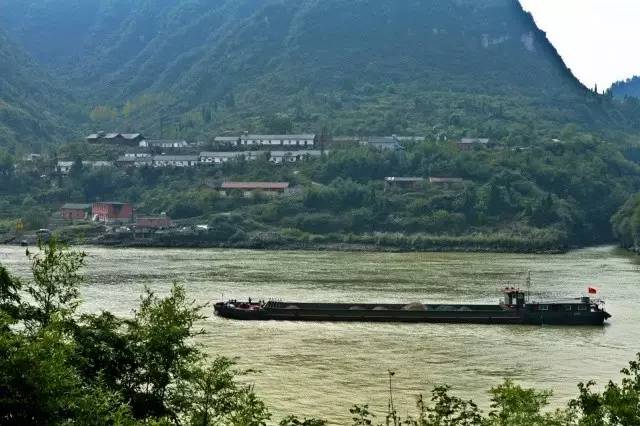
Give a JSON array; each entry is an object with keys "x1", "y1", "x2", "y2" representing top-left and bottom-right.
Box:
[{"x1": 214, "y1": 288, "x2": 611, "y2": 326}]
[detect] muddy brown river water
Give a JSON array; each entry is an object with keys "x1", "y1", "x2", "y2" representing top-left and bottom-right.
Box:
[{"x1": 1, "y1": 245, "x2": 638, "y2": 424}]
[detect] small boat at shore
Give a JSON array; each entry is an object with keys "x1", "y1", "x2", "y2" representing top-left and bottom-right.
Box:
[{"x1": 214, "y1": 288, "x2": 611, "y2": 326}]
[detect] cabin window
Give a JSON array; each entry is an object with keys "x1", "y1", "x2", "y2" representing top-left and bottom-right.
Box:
[
  {"x1": 539, "y1": 305, "x2": 549, "y2": 311},
  {"x1": 564, "y1": 305, "x2": 572, "y2": 311},
  {"x1": 578, "y1": 305, "x2": 587, "y2": 311}
]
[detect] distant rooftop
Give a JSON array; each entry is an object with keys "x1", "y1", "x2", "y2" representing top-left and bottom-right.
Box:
[
  {"x1": 153, "y1": 155, "x2": 199, "y2": 161},
  {"x1": 240, "y1": 134, "x2": 316, "y2": 140},
  {"x1": 385, "y1": 177, "x2": 425, "y2": 182},
  {"x1": 221, "y1": 182, "x2": 290, "y2": 190},
  {"x1": 459, "y1": 138, "x2": 489, "y2": 144},
  {"x1": 428, "y1": 177, "x2": 464, "y2": 183},
  {"x1": 61, "y1": 203, "x2": 91, "y2": 210}
]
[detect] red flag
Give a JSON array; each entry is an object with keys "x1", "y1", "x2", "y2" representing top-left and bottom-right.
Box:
[{"x1": 588, "y1": 287, "x2": 598, "y2": 294}]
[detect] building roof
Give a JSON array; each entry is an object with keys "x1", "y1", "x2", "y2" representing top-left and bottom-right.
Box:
[
  {"x1": 428, "y1": 177, "x2": 464, "y2": 183},
  {"x1": 121, "y1": 133, "x2": 142, "y2": 140},
  {"x1": 214, "y1": 136, "x2": 240, "y2": 142},
  {"x1": 90, "y1": 161, "x2": 113, "y2": 167},
  {"x1": 145, "y1": 139, "x2": 189, "y2": 145},
  {"x1": 61, "y1": 203, "x2": 92, "y2": 210},
  {"x1": 221, "y1": 182, "x2": 290, "y2": 190},
  {"x1": 367, "y1": 136, "x2": 399, "y2": 144},
  {"x1": 269, "y1": 150, "x2": 324, "y2": 157},
  {"x1": 200, "y1": 151, "x2": 251, "y2": 158},
  {"x1": 93, "y1": 202, "x2": 129, "y2": 206},
  {"x1": 240, "y1": 134, "x2": 316, "y2": 140},
  {"x1": 87, "y1": 132, "x2": 142, "y2": 140},
  {"x1": 459, "y1": 138, "x2": 490, "y2": 144},
  {"x1": 385, "y1": 177, "x2": 425, "y2": 183},
  {"x1": 153, "y1": 155, "x2": 199, "y2": 162}
]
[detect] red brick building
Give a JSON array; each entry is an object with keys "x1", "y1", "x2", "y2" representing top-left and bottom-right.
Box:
[
  {"x1": 61, "y1": 203, "x2": 91, "y2": 220},
  {"x1": 92, "y1": 202, "x2": 134, "y2": 222},
  {"x1": 136, "y1": 215, "x2": 173, "y2": 230}
]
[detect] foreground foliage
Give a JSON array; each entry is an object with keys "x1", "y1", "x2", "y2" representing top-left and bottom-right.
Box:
[{"x1": 0, "y1": 240, "x2": 639, "y2": 425}]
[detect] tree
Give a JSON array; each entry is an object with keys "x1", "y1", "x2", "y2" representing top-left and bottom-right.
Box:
[
  {"x1": 69, "y1": 156, "x2": 84, "y2": 180},
  {"x1": 0, "y1": 150, "x2": 14, "y2": 177},
  {"x1": 280, "y1": 415, "x2": 328, "y2": 426},
  {"x1": 262, "y1": 114, "x2": 294, "y2": 134},
  {"x1": 486, "y1": 379, "x2": 566, "y2": 426},
  {"x1": 24, "y1": 239, "x2": 86, "y2": 327},
  {"x1": 0, "y1": 266, "x2": 21, "y2": 324},
  {"x1": 126, "y1": 284, "x2": 206, "y2": 418},
  {"x1": 569, "y1": 353, "x2": 640, "y2": 425}
]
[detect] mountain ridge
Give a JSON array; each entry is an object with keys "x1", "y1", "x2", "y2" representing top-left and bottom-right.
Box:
[
  {"x1": 1, "y1": 0, "x2": 639, "y2": 140},
  {"x1": 612, "y1": 76, "x2": 640, "y2": 99},
  {"x1": 0, "y1": 29, "x2": 82, "y2": 150}
]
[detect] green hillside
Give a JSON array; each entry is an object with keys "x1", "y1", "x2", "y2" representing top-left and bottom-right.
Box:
[
  {"x1": 2, "y1": 0, "x2": 640, "y2": 251},
  {"x1": 612, "y1": 193, "x2": 640, "y2": 252},
  {"x1": 612, "y1": 76, "x2": 640, "y2": 99},
  {"x1": 3, "y1": 0, "x2": 640, "y2": 139},
  {"x1": 0, "y1": 30, "x2": 81, "y2": 150}
]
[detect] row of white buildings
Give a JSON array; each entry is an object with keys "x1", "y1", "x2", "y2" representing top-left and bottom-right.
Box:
[
  {"x1": 214, "y1": 134, "x2": 317, "y2": 147},
  {"x1": 86, "y1": 132, "x2": 318, "y2": 149},
  {"x1": 57, "y1": 150, "x2": 325, "y2": 174}
]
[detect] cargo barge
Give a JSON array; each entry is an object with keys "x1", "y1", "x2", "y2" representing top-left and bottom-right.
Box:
[{"x1": 214, "y1": 288, "x2": 611, "y2": 326}]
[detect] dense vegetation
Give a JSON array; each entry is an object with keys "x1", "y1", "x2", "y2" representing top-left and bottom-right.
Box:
[
  {"x1": 2, "y1": 126, "x2": 640, "y2": 251},
  {"x1": 612, "y1": 193, "x2": 640, "y2": 252},
  {"x1": 3, "y1": 0, "x2": 640, "y2": 142},
  {"x1": 612, "y1": 76, "x2": 640, "y2": 99},
  {"x1": 1, "y1": 0, "x2": 640, "y2": 251},
  {"x1": 1, "y1": 240, "x2": 639, "y2": 425},
  {"x1": 0, "y1": 30, "x2": 81, "y2": 150}
]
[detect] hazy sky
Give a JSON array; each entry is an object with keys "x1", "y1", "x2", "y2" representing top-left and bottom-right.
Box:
[{"x1": 519, "y1": 0, "x2": 640, "y2": 89}]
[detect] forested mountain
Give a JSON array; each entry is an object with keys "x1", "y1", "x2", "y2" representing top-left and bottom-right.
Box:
[
  {"x1": 612, "y1": 76, "x2": 640, "y2": 99},
  {"x1": 2, "y1": 0, "x2": 639, "y2": 139},
  {"x1": 0, "y1": 30, "x2": 81, "y2": 150},
  {"x1": 612, "y1": 194, "x2": 640, "y2": 251}
]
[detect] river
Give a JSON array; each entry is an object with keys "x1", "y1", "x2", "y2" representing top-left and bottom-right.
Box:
[{"x1": 0, "y1": 245, "x2": 638, "y2": 424}]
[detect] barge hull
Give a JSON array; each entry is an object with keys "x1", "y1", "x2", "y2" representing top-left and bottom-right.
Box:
[{"x1": 214, "y1": 304, "x2": 609, "y2": 326}]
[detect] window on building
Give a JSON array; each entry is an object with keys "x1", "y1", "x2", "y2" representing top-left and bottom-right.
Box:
[{"x1": 539, "y1": 305, "x2": 549, "y2": 311}]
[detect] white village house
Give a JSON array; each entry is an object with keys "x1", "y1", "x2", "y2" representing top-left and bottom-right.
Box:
[
  {"x1": 238, "y1": 134, "x2": 317, "y2": 147},
  {"x1": 268, "y1": 150, "x2": 325, "y2": 164},
  {"x1": 152, "y1": 155, "x2": 199, "y2": 167},
  {"x1": 57, "y1": 161, "x2": 113, "y2": 175},
  {"x1": 199, "y1": 151, "x2": 259, "y2": 165},
  {"x1": 140, "y1": 139, "x2": 190, "y2": 149}
]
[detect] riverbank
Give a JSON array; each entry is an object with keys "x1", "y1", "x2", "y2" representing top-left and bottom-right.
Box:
[{"x1": 4, "y1": 229, "x2": 571, "y2": 254}]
